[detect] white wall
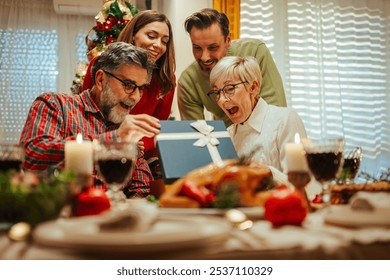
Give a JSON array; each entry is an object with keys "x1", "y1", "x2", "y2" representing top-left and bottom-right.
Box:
[{"x1": 158, "y1": 0, "x2": 212, "y2": 119}]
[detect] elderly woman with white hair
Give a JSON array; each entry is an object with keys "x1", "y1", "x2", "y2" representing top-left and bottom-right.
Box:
[{"x1": 209, "y1": 56, "x2": 307, "y2": 181}]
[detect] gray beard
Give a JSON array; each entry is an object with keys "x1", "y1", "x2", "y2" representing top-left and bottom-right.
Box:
[{"x1": 100, "y1": 84, "x2": 130, "y2": 124}]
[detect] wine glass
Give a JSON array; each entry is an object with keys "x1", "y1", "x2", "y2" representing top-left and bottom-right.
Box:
[
  {"x1": 302, "y1": 138, "x2": 344, "y2": 206},
  {"x1": 0, "y1": 143, "x2": 24, "y2": 172},
  {"x1": 93, "y1": 139, "x2": 137, "y2": 206},
  {"x1": 337, "y1": 146, "x2": 362, "y2": 184}
]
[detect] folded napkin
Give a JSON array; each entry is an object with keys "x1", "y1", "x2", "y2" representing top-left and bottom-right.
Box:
[
  {"x1": 100, "y1": 200, "x2": 158, "y2": 232},
  {"x1": 350, "y1": 191, "x2": 390, "y2": 212},
  {"x1": 223, "y1": 210, "x2": 390, "y2": 255}
]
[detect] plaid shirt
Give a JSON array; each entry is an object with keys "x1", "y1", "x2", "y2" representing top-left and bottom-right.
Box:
[{"x1": 19, "y1": 91, "x2": 152, "y2": 198}]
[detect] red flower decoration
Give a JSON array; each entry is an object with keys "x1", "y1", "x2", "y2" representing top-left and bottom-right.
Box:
[
  {"x1": 104, "y1": 22, "x2": 113, "y2": 31},
  {"x1": 108, "y1": 17, "x2": 117, "y2": 25},
  {"x1": 106, "y1": 37, "x2": 115, "y2": 45},
  {"x1": 96, "y1": 23, "x2": 105, "y2": 31}
]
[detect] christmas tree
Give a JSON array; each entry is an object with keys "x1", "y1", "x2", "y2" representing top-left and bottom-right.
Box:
[{"x1": 70, "y1": 0, "x2": 138, "y2": 95}]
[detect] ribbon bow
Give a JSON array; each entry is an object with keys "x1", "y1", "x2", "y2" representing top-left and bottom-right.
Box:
[
  {"x1": 191, "y1": 120, "x2": 220, "y2": 147},
  {"x1": 190, "y1": 120, "x2": 223, "y2": 163}
]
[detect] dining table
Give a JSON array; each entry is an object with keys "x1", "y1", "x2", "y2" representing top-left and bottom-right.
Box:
[{"x1": 1, "y1": 205, "x2": 390, "y2": 260}]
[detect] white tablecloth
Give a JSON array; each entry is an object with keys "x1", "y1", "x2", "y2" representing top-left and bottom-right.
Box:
[{"x1": 1, "y1": 209, "x2": 390, "y2": 260}]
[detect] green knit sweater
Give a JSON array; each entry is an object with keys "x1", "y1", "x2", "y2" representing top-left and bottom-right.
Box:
[{"x1": 177, "y1": 38, "x2": 286, "y2": 127}]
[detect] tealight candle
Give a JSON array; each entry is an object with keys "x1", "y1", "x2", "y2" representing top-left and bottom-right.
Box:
[
  {"x1": 65, "y1": 133, "x2": 93, "y2": 175},
  {"x1": 285, "y1": 133, "x2": 308, "y2": 172}
]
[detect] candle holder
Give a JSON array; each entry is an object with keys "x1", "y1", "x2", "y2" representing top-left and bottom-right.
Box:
[
  {"x1": 288, "y1": 171, "x2": 312, "y2": 212},
  {"x1": 76, "y1": 173, "x2": 94, "y2": 190}
]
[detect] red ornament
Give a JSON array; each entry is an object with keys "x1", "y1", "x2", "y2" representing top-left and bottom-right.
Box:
[
  {"x1": 264, "y1": 186, "x2": 307, "y2": 227},
  {"x1": 74, "y1": 187, "x2": 111, "y2": 217}
]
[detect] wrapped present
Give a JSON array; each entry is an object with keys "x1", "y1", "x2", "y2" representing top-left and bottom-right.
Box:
[{"x1": 156, "y1": 120, "x2": 238, "y2": 184}]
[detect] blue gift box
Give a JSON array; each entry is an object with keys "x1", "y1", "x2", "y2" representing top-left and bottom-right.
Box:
[{"x1": 156, "y1": 120, "x2": 238, "y2": 184}]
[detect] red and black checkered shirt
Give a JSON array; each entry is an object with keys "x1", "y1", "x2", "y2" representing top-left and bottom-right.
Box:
[{"x1": 19, "y1": 91, "x2": 152, "y2": 198}]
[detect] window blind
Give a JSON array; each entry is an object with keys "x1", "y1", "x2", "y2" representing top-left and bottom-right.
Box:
[{"x1": 240, "y1": 0, "x2": 390, "y2": 175}]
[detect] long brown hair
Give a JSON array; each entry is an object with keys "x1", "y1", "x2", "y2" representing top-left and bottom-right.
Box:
[{"x1": 118, "y1": 10, "x2": 176, "y2": 97}]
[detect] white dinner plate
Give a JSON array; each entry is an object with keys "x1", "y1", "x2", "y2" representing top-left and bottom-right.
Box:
[
  {"x1": 158, "y1": 207, "x2": 264, "y2": 219},
  {"x1": 33, "y1": 215, "x2": 231, "y2": 254},
  {"x1": 324, "y1": 205, "x2": 390, "y2": 228}
]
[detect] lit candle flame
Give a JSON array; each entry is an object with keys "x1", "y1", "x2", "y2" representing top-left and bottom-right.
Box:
[
  {"x1": 294, "y1": 133, "x2": 301, "y2": 144},
  {"x1": 76, "y1": 133, "x2": 83, "y2": 144}
]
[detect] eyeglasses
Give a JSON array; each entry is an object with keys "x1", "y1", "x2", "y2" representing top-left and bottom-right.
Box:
[
  {"x1": 207, "y1": 81, "x2": 247, "y2": 101},
  {"x1": 103, "y1": 70, "x2": 147, "y2": 94}
]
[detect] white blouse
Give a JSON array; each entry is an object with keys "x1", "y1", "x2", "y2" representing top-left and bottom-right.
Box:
[{"x1": 228, "y1": 98, "x2": 307, "y2": 176}]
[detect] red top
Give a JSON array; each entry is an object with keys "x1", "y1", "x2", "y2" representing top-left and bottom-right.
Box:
[
  {"x1": 82, "y1": 57, "x2": 175, "y2": 159},
  {"x1": 81, "y1": 56, "x2": 98, "y2": 93}
]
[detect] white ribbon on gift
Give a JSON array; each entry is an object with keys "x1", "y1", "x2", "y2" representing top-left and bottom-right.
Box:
[{"x1": 156, "y1": 120, "x2": 230, "y2": 164}]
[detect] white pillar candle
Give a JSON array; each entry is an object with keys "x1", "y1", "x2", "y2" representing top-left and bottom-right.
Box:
[
  {"x1": 65, "y1": 133, "x2": 93, "y2": 175},
  {"x1": 285, "y1": 133, "x2": 308, "y2": 172}
]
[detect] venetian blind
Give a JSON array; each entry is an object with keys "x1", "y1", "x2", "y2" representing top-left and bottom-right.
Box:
[{"x1": 240, "y1": 0, "x2": 390, "y2": 175}]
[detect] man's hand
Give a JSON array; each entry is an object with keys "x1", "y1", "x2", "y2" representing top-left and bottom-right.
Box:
[
  {"x1": 117, "y1": 114, "x2": 160, "y2": 143},
  {"x1": 137, "y1": 140, "x2": 145, "y2": 157}
]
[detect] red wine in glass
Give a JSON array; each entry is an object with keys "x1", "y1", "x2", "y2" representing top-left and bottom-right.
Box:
[
  {"x1": 0, "y1": 160, "x2": 23, "y2": 172},
  {"x1": 306, "y1": 152, "x2": 343, "y2": 183},
  {"x1": 97, "y1": 158, "x2": 133, "y2": 185},
  {"x1": 303, "y1": 138, "x2": 344, "y2": 206},
  {"x1": 0, "y1": 143, "x2": 24, "y2": 172},
  {"x1": 94, "y1": 140, "x2": 137, "y2": 205}
]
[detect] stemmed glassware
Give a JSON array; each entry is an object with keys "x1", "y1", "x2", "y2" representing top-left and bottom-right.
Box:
[
  {"x1": 337, "y1": 146, "x2": 362, "y2": 184},
  {"x1": 302, "y1": 138, "x2": 344, "y2": 206},
  {"x1": 0, "y1": 143, "x2": 24, "y2": 172},
  {"x1": 93, "y1": 139, "x2": 137, "y2": 206}
]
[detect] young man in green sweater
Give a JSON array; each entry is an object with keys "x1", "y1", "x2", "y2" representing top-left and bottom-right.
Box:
[{"x1": 177, "y1": 8, "x2": 286, "y2": 127}]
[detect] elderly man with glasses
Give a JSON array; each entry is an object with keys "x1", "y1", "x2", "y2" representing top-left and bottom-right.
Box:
[{"x1": 20, "y1": 42, "x2": 160, "y2": 198}]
